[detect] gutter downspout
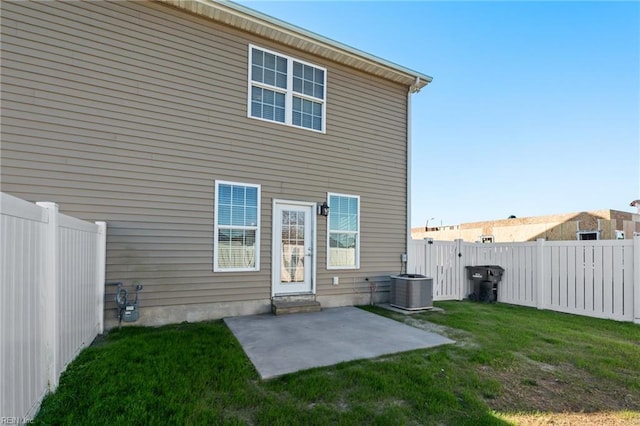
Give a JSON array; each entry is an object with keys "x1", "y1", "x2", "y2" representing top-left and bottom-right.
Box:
[{"x1": 407, "y1": 77, "x2": 421, "y2": 257}]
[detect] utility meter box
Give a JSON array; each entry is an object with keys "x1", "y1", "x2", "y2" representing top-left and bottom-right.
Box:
[{"x1": 123, "y1": 305, "x2": 139, "y2": 322}]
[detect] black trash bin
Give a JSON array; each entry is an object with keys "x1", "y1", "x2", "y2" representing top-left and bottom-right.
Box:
[{"x1": 465, "y1": 265, "x2": 504, "y2": 302}]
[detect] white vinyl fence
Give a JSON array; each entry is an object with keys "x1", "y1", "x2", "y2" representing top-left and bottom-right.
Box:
[
  {"x1": 408, "y1": 237, "x2": 640, "y2": 324},
  {"x1": 1, "y1": 193, "x2": 106, "y2": 421}
]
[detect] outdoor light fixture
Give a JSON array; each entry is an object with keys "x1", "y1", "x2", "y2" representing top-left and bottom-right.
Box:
[{"x1": 318, "y1": 201, "x2": 330, "y2": 216}]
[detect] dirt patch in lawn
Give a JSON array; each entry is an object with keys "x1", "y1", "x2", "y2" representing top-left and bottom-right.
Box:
[
  {"x1": 482, "y1": 353, "x2": 640, "y2": 419},
  {"x1": 500, "y1": 411, "x2": 640, "y2": 425}
]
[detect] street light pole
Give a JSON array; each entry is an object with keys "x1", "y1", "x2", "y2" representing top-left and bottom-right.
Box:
[{"x1": 425, "y1": 217, "x2": 435, "y2": 231}]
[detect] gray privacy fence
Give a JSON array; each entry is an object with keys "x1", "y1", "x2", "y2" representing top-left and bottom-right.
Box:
[
  {"x1": 408, "y1": 237, "x2": 640, "y2": 323},
  {"x1": 1, "y1": 193, "x2": 106, "y2": 421}
]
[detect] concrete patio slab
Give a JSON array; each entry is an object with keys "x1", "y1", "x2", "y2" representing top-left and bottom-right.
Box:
[{"x1": 224, "y1": 306, "x2": 454, "y2": 379}]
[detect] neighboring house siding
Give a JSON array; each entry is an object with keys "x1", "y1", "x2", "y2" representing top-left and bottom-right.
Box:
[{"x1": 1, "y1": 1, "x2": 407, "y2": 321}]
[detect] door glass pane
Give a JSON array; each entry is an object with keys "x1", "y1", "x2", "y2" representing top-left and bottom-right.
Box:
[{"x1": 281, "y1": 209, "x2": 305, "y2": 283}]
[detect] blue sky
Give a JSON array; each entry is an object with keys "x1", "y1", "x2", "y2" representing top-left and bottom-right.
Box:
[{"x1": 243, "y1": 1, "x2": 640, "y2": 227}]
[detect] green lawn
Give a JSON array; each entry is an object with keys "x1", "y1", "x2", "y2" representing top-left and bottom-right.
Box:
[{"x1": 33, "y1": 302, "x2": 640, "y2": 425}]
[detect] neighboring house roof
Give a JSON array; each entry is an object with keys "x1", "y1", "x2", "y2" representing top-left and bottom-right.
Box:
[
  {"x1": 413, "y1": 209, "x2": 638, "y2": 233},
  {"x1": 157, "y1": 0, "x2": 433, "y2": 91}
]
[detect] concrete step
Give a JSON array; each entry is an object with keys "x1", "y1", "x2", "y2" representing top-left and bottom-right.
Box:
[{"x1": 272, "y1": 299, "x2": 321, "y2": 315}]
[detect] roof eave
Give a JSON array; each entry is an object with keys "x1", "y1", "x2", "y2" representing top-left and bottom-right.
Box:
[{"x1": 156, "y1": 0, "x2": 432, "y2": 90}]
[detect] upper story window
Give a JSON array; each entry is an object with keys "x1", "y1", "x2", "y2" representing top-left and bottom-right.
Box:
[
  {"x1": 248, "y1": 45, "x2": 326, "y2": 133},
  {"x1": 327, "y1": 193, "x2": 360, "y2": 269},
  {"x1": 214, "y1": 181, "x2": 261, "y2": 272},
  {"x1": 577, "y1": 231, "x2": 599, "y2": 240}
]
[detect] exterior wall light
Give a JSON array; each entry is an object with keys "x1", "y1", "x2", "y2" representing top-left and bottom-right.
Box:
[{"x1": 318, "y1": 201, "x2": 330, "y2": 216}]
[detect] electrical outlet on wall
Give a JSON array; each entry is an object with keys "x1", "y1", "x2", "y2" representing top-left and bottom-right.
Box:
[{"x1": 332, "y1": 276, "x2": 339, "y2": 285}]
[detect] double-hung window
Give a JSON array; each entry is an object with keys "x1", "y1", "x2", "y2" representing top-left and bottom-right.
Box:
[
  {"x1": 248, "y1": 45, "x2": 326, "y2": 132},
  {"x1": 214, "y1": 181, "x2": 261, "y2": 272},
  {"x1": 327, "y1": 193, "x2": 360, "y2": 269}
]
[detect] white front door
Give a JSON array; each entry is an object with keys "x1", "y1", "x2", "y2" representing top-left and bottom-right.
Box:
[{"x1": 272, "y1": 201, "x2": 315, "y2": 295}]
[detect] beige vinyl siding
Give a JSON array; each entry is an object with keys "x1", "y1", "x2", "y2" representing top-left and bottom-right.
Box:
[{"x1": 1, "y1": 1, "x2": 408, "y2": 314}]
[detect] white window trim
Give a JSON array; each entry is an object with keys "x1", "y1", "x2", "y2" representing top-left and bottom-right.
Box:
[
  {"x1": 326, "y1": 192, "x2": 360, "y2": 270},
  {"x1": 247, "y1": 44, "x2": 327, "y2": 134},
  {"x1": 213, "y1": 180, "x2": 261, "y2": 272}
]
